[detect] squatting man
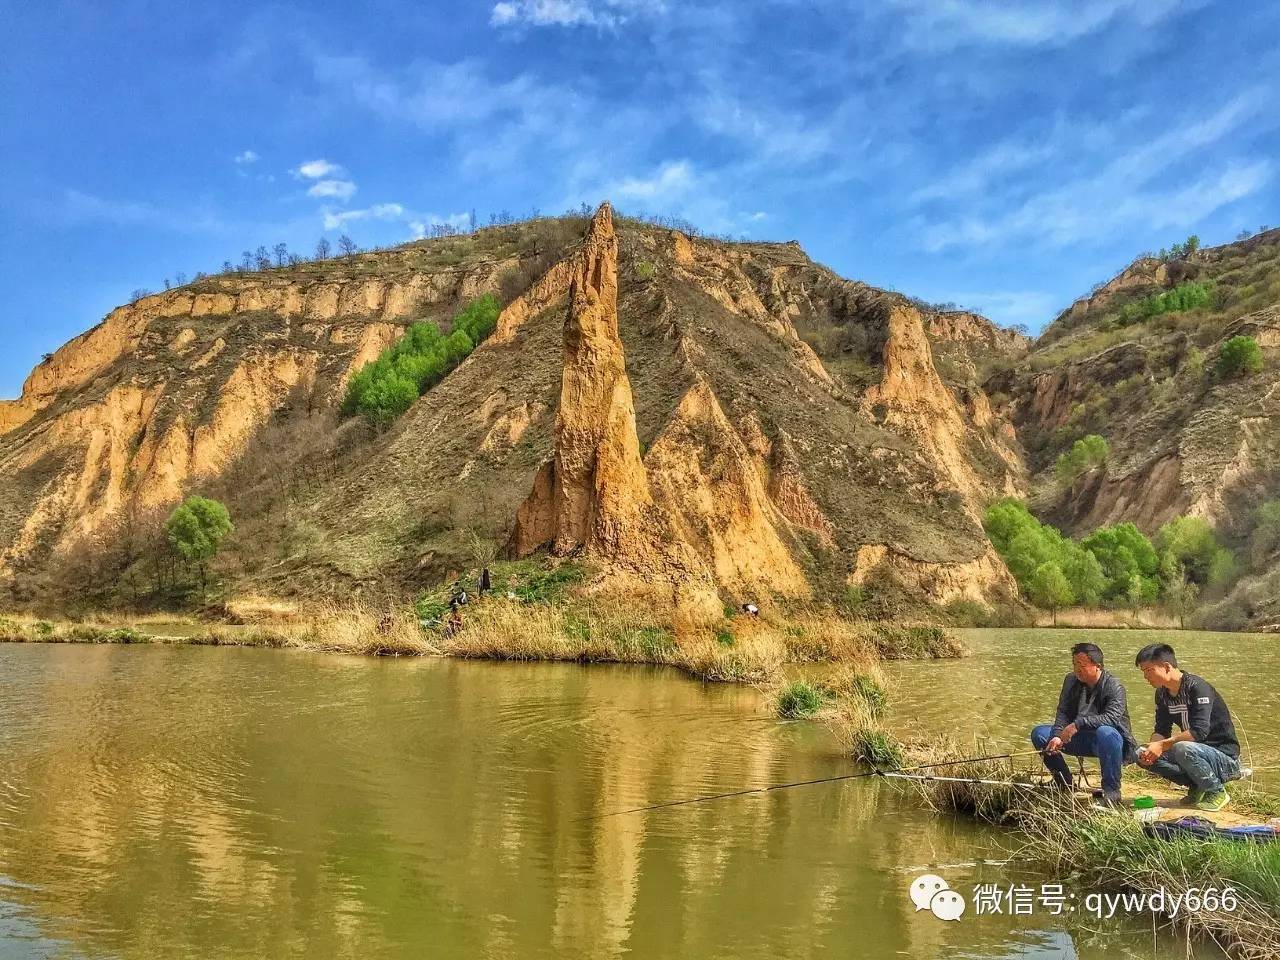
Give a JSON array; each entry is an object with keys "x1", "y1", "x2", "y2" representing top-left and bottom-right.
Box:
[{"x1": 1030, "y1": 642, "x2": 1241, "y2": 810}]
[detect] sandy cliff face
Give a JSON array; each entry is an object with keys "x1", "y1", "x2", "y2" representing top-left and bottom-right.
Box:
[
  {"x1": 3, "y1": 208, "x2": 1026, "y2": 609},
  {"x1": 509, "y1": 205, "x2": 661, "y2": 561},
  {"x1": 0, "y1": 252, "x2": 517, "y2": 575}
]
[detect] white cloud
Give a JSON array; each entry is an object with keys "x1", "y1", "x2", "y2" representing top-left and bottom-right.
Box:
[
  {"x1": 917, "y1": 93, "x2": 1274, "y2": 252},
  {"x1": 612, "y1": 160, "x2": 696, "y2": 201},
  {"x1": 323, "y1": 202, "x2": 405, "y2": 230},
  {"x1": 888, "y1": 0, "x2": 1192, "y2": 50},
  {"x1": 294, "y1": 159, "x2": 345, "y2": 179},
  {"x1": 307, "y1": 179, "x2": 358, "y2": 201},
  {"x1": 233, "y1": 149, "x2": 259, "y2": 164},
  {"x1": 489, "y1": 0, "x2": 663, "y2": 29}
]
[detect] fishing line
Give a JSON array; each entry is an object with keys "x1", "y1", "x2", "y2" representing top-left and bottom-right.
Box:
[{"x1": 583, "y1": 748, "x2": 1048, "y2": 820}]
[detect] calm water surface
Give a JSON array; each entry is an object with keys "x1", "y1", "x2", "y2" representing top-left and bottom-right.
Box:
[{"x1": 0, "y1": 629, "x2": 1270, "y2": 959}]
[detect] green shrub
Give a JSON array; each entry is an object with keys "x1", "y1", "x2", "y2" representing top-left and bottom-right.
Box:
[
  {"x1": 501, "y1": 561, "x2": 586, "y2": 603},
  {"x1": 103, "y1": 627, "x2": 144, "y2": 644},
  {"x1": 852, "y1": 729, "x2": 904, "y2": 768},
  {"x1": 35, "y1": 621, "x2": 54, "y2": 637},
  {"x1": 776, "y1": 680, "x2": 829, "y2": 719},
  {"x1": 1155, "y1": 516, "x2": 1231, "y2": 587},
  {"x1": 714, "y1": 627, "x2": 735, "y2": 647},
  {"x1": 845, "y1": 673, "x2": 887, "y2": 718},
  {"x1": 634, "y1": 627, "x2": 676, "y2": 659},
  {"x1": 342, "y1": 294, "x2": 500, "y2": 427},
  {"x1": 841, "y1": 585, "x2": 868, "y2": 614},
  {"x1": 1054, "y1": 434, "x2": 1109, "y2": 487},
  {"x1": 634, "y1": 260, "x2": 655, "y2": 279},
  {"x1": 1116, "y1": 281, "x2": 1212, "y2": 325},
  {"x1": 1216, "y1": 335, "x2": 1263, "y2": 379}
]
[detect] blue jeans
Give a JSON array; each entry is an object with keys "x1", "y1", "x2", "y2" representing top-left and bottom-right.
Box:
[
  {"x1": 1145, "y1": 741, "x2": 1240, "y2": 793},
  {"x1": 1031, "y1": 723, "x2": 1128, "y2": 793}
]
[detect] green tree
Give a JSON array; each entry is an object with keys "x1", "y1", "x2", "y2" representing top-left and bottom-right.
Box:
[
  {"x1": 1081, "y1": 522, "x2": 1158, "y2": 599},
  {"x1": 340, "y1": 296, "x2": 499, "y2": 428},
  {"x1": 165, "y1": 496, "x2": 233, "y2": 596},
  {"x1": 1216, "y1": 336, "x2": 1263, "y2": 379},
  {"x1": 1054, "y1": 434, "x2": 1110, "y2": 487},
  {"x1": 1155, "y1": 516, "x2": 1226, "y2": 586},
  {"x1": 1061, "y1": 546, "x2": 1107, "y2": 606},
  {"x1": 1162, "y1": 567, "x2": 1199, "y2": 629},
  {"x1": 1126, "y1": 574, "x2": 1143, "y2": 618},
  {"x1": 1029, "y1": 562, "x2": 1073, "y2": 625}
]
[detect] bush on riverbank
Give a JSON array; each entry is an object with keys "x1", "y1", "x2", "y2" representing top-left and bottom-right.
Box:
[{"x1": 775, "y1": 680, "x2": 829, "y2": 718}]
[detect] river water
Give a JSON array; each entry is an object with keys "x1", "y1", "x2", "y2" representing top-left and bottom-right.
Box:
[{"x1": 0, "y1": 628, "x2": 1273, "y2": 959}]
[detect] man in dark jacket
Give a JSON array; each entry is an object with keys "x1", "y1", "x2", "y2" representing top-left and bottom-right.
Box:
[
  {"x1": 1030, "y1": 642, "x2": 1137, "y2": 806},
  {"x1": 1134, "y1": 642, "x2": 1241, "y2": 812}
]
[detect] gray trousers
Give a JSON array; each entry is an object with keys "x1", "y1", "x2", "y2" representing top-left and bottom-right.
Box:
[{"x1": 1146, "y1": 741, "x2": 1240, "y2": 793}]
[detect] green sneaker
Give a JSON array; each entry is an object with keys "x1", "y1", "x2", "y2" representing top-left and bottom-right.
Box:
[
  {"x1": 1182, "y1": 788, "x2": 1203, "y2": 805},
  {"x1": 1195, "y1": 789, "x2": 1230, "y2": 812}
]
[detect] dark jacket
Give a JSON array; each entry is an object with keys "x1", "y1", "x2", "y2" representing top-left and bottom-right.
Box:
[
  {"x1": 1050, "y1": 670, "x2": 1138, "y2": 756},
  {"x1": 1154, "y1": 672, "x2": 1240, "y2": 759}
]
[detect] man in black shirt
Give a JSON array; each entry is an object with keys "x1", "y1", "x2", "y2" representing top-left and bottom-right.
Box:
[
  {"x1": 1134, "y1": 643, "x2": 1241, "y2": 812},
  {"x1": 1030, "y1": 642, "x2": 1137, "y2": 806}
]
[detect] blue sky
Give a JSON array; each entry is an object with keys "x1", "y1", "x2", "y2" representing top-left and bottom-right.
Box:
[{"x1": 2, "y1": 0, "x2": 1278, "y2": 398}]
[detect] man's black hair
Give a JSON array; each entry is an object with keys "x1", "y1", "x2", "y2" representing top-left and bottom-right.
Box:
[
  {"x1": 1135, "y1": 642, "x2": 1178, "y2": 667},
  {"x1": 1071, "y1": 642, "x2": 1104, "y2": 667}
]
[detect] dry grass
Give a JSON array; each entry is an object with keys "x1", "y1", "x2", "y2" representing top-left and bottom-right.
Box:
[
  {"x1": 892, "y1": 737, "x2": 1053, "y2": 822},
  {"x1": 1032, "y1": 606, "x2": 1180, "y2": 630},
  {"x1": 0, "y1": 601, "x2": 435, "y2": 658},
  {"x1": 1018, "y1": 805, "x2": 1280, "y2": 960},
  {"x1": 438, "y1": 599, "x2": 958, "y2": 685}
]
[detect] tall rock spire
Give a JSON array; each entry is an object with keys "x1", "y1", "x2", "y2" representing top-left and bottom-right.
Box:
[{"x1": 510, "y1": 203, "x2": 654, "y2": 558}]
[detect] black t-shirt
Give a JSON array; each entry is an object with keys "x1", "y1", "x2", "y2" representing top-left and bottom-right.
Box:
[{"x1": 1154, "y1": 672, "x2": 1239, "y2": 759}]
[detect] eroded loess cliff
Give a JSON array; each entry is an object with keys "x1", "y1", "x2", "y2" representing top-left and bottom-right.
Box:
[{"x1": 2, "y1": 206, "x2": 1026, "y2": 611}]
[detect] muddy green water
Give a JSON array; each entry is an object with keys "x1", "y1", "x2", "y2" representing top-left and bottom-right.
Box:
[{"x1": 0, "y1": 629, "x2": 1273, "y2": 959}]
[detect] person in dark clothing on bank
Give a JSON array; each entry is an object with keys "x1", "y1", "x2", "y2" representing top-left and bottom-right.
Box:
[
  {"x1": 1030, "y1": 642, "x2": 1137, "y2": 806},
  {"x1": 1134, "y1": 643, "x2": 1241, "y2": 812}
]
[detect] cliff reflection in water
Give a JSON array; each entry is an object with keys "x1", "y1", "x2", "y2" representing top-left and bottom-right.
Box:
[{"x1": 0, "y1": 643, "x2": 1210, "y2": 959}]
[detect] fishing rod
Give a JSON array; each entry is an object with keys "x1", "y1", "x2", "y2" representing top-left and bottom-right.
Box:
[{"x1": 583, "y1": 748, "x2": 1048, "y2": 820}]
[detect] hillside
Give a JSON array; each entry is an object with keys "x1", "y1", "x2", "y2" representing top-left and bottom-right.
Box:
[
  {"x1": 989, "y1": 229, "x2": 1280, "y2": 630},
  {"x1": 0, "y1": 206, "x2": 1028, "y2": 616}
]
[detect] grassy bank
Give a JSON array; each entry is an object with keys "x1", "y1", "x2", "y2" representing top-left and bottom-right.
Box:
[
  {"x1": 0, "y1": 603, "x2": 434, "y2": 657},
  {"x1": 1024, "y1": 806, "x2": 1280, "y2": 960},
  {"x1": 438, "y1": 596, "x2": 961, "y2": 683},
  {"x1": 881, "y1": 741, "x2": 1280, "y2": 959}
]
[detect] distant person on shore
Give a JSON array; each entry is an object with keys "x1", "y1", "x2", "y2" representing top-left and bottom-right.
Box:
[
  {"x1": 1133, "y1": 643, "x2": 1241, "y2": 812},
  {"x1": 1030, "y1": 642, "x2": 1137, "y2": 807},
  {"x1": 443, "y1": 601, "x2": 463, "y2": 640},
  {"x1": 742, "y1": 602, "x2": 759, "y2": 618},
  {"x1": 479, "y1": 567, "x2": 492, "y2": 596}
]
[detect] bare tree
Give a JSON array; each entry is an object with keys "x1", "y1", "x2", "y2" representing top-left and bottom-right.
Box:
[
  {"x1": 130, "y1": 288, "x2": 151, "y2": 303},
  {"x1": 222, "y1": 260, "x2": 235, "y2": 274},
  {"x1": 468, "y1": 209, "x2": 477, "y2": 232},
  {"x1": 273, "y1": 242, "x2": 288, "y2": 267},
  {"x1": 163, "y1": 277, "x2": 171, "y2": 290},
  {"x1": 241, "y1": 250, "x2": 255, "y2": 271},
  {"x1": 255, "y1": 245, "x2": 272, "y2": 270},
  {"x1": 338, "y1": 234, "x2": 358, "y2": 257},
  {"x1": 287, "y1": 253, "x2": 303, "y2": 267},
  {"x1": 315, "y1": 236, "x2": 332, "y2": 260}
]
